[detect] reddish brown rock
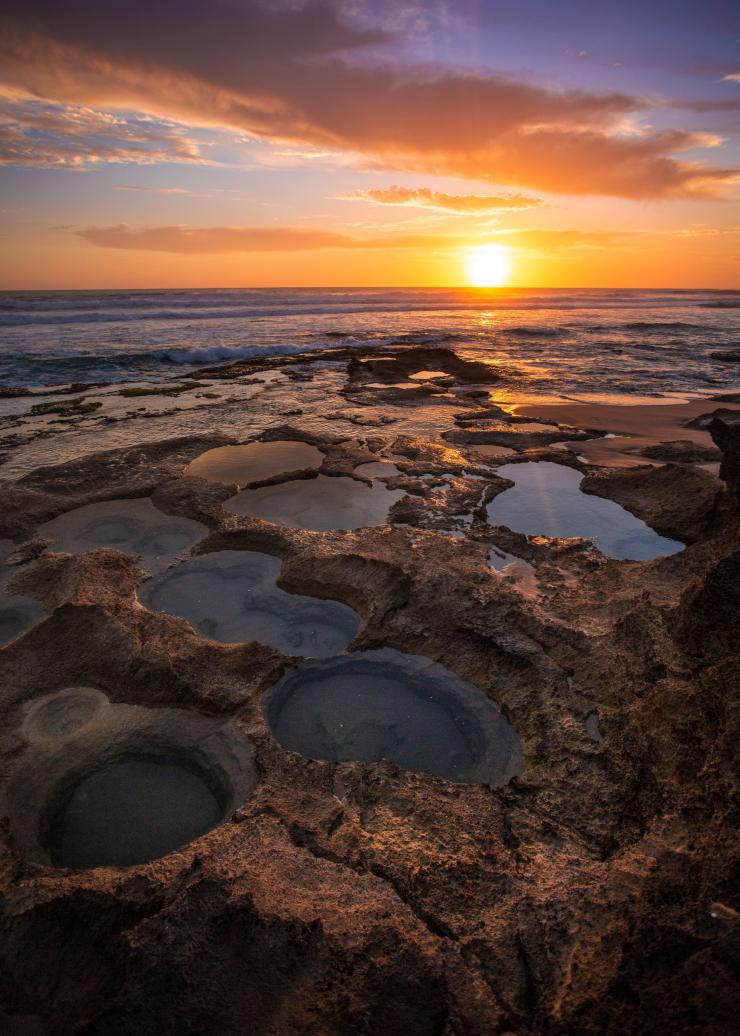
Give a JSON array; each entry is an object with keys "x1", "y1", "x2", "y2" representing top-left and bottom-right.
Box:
[{"x1": 0, "y1": 427, "x2": 738, "y2": 1035}]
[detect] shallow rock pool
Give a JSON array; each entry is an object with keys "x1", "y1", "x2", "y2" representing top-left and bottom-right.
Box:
[
  {"x1": 263, "y1": 648, "x2": 522, "y2": 787},
  {"x1": 225, "y1": 474, "x2": 405, "y2": 531},
  {"x1": 184, "y1": 439, "x2": 324, "y2": 486},
  {"x1": 139, "y1": 550, "x2": 361, "y2": 656},
  {"x1": 38, "y1": 498, "x2": 208, "y2": 573},
  {"x1": 487, "y1": 462, "x2": 684, "y2": 561}
]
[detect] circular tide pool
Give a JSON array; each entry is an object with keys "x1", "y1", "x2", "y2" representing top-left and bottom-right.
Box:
[
  {"x1": 46, "y1": 755, "x2": 226, "y2": 869},
  {"x1": 7, "y1": 689, "x2": 257, "y2": 870},
  {"x1": 263, "y1": 648, "x2": 522, "y2": 787}
]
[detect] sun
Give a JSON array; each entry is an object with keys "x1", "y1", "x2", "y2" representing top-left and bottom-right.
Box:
[{"x1": 464, "y1": 244, "x2": 512, "y2": 288}]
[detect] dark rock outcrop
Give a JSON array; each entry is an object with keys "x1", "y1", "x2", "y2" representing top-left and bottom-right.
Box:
[
  {"x1": 346, "y1": 347, "x2": 506, "y2": 386},
  {"x1": 710, "y1": 417, "x2": 740, "y2": 505},
  {"x1": 639, "y1": 439, "x2": 721, "y2": 464}
]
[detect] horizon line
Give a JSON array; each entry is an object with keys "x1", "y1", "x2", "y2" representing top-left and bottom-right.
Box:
[{"x1": 0, "y1": 285, "x2": 735, "y2": 293}]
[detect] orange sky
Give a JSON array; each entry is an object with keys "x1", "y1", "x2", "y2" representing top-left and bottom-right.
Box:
[
  {"x1": 2, "y1": 217, "x2": 737, "y2": 290},
  {"x1": 1, "y1": 1, "x2": 738, "y2": 288}
]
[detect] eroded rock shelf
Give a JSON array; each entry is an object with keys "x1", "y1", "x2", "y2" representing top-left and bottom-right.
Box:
[{"x1": 0, "y1": 354, "x2": 737, "y2": 1035}]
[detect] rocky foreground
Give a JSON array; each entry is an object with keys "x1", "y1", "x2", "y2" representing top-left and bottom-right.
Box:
[{"x1": 0, "y1": 348, "x2": 738, "y2": 1035}]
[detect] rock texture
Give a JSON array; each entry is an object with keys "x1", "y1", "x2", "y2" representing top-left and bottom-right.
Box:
[
  {"x1": 0, "y1": 436, "x2": 232, "y2": 539},
  {"x1": 0, "y1": 426, "x2": 738, "y2": 1035},
  {"x1": 639, "y1": 439, "x2": 721, "y2": 464},
  {"x1": 710, "y1": 417, "x2": 740, "y2": 504}
]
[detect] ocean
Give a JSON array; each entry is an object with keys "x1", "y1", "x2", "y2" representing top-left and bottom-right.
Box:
[{"x1": 1, "y1": 287, "x2": 739, "y2": 399}]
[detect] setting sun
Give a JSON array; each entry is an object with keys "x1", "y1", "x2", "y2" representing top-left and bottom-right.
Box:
[{"x1": 464, "y1": 244, "x2": 512, "y2": 288}]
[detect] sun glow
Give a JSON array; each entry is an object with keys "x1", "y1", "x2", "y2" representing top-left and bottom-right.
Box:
[{"x1": 464, "y1": 244, "x2": 512, "y2": 288}]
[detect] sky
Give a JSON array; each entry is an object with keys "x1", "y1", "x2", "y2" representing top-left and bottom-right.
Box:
[{"x1": 0, "y1": 0, "x2": 738, "y2": 289}]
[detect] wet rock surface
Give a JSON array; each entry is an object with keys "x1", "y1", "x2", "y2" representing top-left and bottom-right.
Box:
[
  {"x1": 0, "y1": 351, "x2": 738, "y2": 1034},
  {"x1": 345, "y1": 346, "x2": 506, "y2": 387},
  {"x1": 446, "y1": 419, "x2": 590, "y2": 451}
]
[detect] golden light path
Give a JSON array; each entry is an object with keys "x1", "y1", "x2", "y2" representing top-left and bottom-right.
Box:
[{"x1": 464, "y1": 244, "x2": 513, "y2": 288}]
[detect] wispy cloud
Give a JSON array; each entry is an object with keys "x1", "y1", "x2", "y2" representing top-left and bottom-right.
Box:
[
  {"x1": 0, "y1": 95, "x2": 207, "y2": 168},
  {"x1": 1, "y1": 1, "x2": 736, "y2": 198},
  {"x1": 675, "y1": 224, "x2": 740, "y2": 238},
  {"x1": 722, "y1": 73, "x2": 740, "y2": 83},
  {"x1": 112, "y1": 184, "x2": 209, "y2": 196},
  {"x1": 76, "y1": 225, "x2": 368, "y2": 253},
  {"x1": 75, "y1": 223, "x2": 622, "y2": 254},
  {"x1": 341, "y1": 186, "x2": 543, "y2": 212}
]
